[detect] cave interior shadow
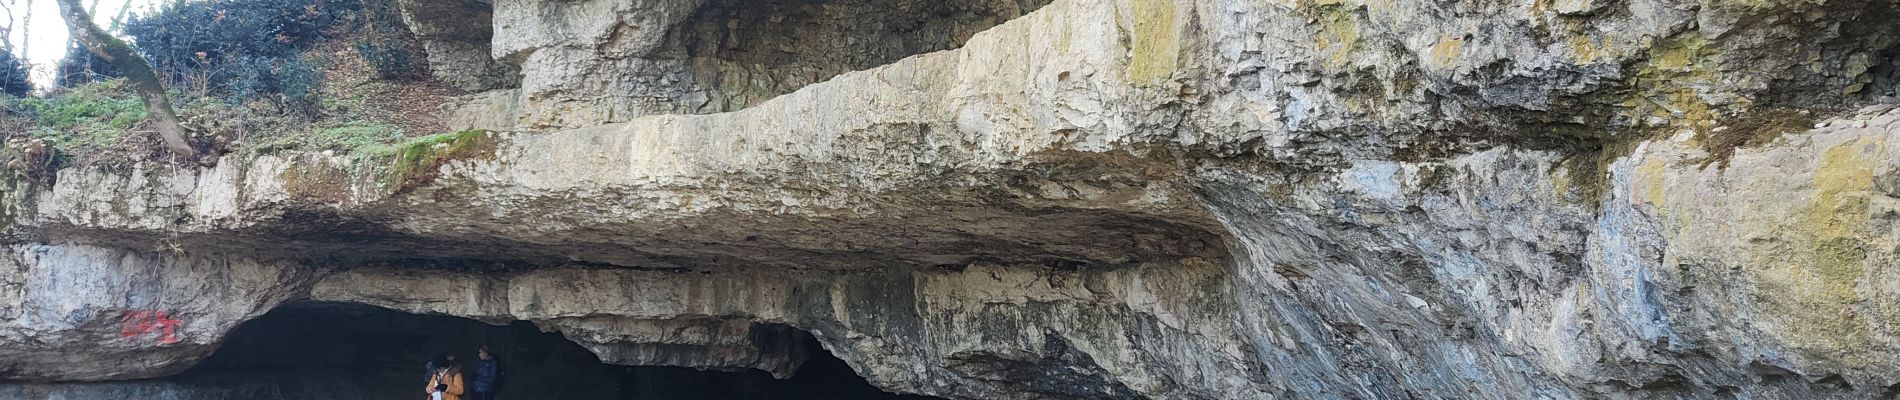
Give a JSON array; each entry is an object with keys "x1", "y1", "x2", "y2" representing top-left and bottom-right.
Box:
[{"x1": 174, "y1": 301, "x2": 939, "y2": 400}]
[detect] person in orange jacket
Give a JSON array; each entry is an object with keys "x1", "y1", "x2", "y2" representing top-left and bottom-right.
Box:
[{"x1": 426, "y1": 357, "x2": 466, "y2": 400}]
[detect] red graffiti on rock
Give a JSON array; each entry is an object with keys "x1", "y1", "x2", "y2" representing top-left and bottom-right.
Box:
[{"x1": 120, "y1": 310, "x2": 182, "y2": 344}]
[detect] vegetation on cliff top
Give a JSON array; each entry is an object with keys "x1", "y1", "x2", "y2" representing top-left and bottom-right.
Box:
[{"x1": 0, "y1": 0, "x2": 458, "y2": 184}]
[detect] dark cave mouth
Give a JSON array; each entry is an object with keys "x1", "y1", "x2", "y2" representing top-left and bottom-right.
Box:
[{"x1": 168, "y1": 302, "x2": 937, "y2": 400}]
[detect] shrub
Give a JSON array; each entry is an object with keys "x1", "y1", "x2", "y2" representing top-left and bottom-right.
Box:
[
  {"x1": 348, "y1": 0, "x2": 426, "y2": 80},
  {"x1": 122, "y1": 0, "x2": 342, "y2": 86},
  {"x1": 0, "y1": 49, "x2": 32, "y2": 97},
  {"x1": 219, "y1": 54, "x2": 324, "y2": 116},
  {"x1": 54, "y1": 44, "x2": 120, "y2": 88},
  {"x1": 279, "y1": 56, "x2": 324, "y2": 115},
  {"x1": 108, "y1": 0, "x2": 419, "y2": 105},
  {"x1": 352, "y1": 39, "x2": 417, "y2": 80}
]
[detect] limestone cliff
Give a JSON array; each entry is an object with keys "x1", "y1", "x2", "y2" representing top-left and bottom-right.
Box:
[{"x1": 4, "y1": 0, "x2": 1900, "y2": 399}]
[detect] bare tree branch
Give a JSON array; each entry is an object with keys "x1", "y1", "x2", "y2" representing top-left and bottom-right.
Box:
[
  {"x1": 0, "y1": 1, "x2": 17, "y2": 50},
  {"x1": 19, "y1": 0, "x2": 30, "y2": 67},
  {"x1": 109, "y1": 0, "x2": 131, "y2": 30}
]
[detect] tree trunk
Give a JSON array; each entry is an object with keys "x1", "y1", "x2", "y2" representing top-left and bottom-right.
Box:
[{"x1": 54, "y1": 0, "x2": 197, "y2": 158}]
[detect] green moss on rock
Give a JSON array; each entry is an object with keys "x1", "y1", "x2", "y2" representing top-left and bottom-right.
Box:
[{"x1": 377, "y1": 129, "x2": 499, "y2": 193}]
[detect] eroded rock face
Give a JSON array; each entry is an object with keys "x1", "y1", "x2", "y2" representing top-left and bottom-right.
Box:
[
  {"x1": 474, "y1": 0, "x2": 1053, "y2": 129},
  {"x1": 396, "y1": 0, "x2": 518, "y2": 92},
  {"x1": 5, "y1": 0, "x2": 1900, "y2": 399},
  {"x1": 0, "y1": 245, "x2": 318, "y2": 381}
]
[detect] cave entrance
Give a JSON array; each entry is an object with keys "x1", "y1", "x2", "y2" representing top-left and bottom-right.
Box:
[{"x1": 164, "y1": 302, "x2": 936, "y2": 400}]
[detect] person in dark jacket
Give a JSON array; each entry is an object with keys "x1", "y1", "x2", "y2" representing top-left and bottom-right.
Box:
[{"x1": 470, "y1": 345, "x2": 502, "y2": 400}]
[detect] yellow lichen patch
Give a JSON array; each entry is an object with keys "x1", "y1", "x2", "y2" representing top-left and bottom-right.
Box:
[
  {"x1": 1648, "y1": 35, "x2": 1709, "y2": 71},
  {"x1": 1428, "y1": 37, "x2": 1465, "y2": 68},
  {"x1": 1567, "y1": 35, "x2": 1601, "y2": 63},
  {"x1": 1126, "y1": 0, "x2": 1180, "y2": 86},
  {"x1": 1634, "y1": 158, "x2": 1668, "y2": 207},
  {"x1": 1310, "y1": 5, "x2": 1361, "y2": 69},
  {"x1": 1527, "y1": 0, "x2": 1551, "y2": 13},
  {"x1": 1660, "y1": 88, "x2": 1716, "y2": 128},
  {"x1": 1752, "y1": 138, "x2": 1882, "y2": 365},
  {"x1": 1804, "y1": 141, "x2": 1876, "y2": 239},
  {"x1": 1548, "y1": 167, "x2": 1571, "y2": 199},
  {"x1": 1628, "y1": 33, "x2": 1723, "y2": 133},
  {"x1": 1674, "y1": 208, "x2": 1693, "y2": 234}
]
